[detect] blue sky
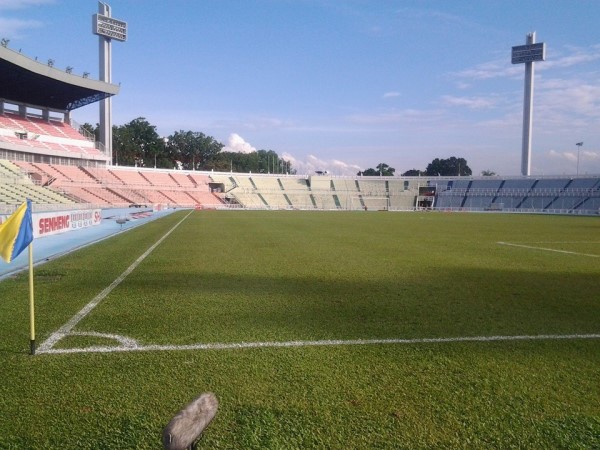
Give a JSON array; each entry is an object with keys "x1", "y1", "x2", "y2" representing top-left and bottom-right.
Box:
[{"x1": 1, "y1": 0, "x2": 599, "y2": 176}]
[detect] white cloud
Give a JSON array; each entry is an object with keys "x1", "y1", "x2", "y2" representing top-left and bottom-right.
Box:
[
  {"x1": 549, "y1": 150, "x2": 577, "y2": 163},
  {"x1": 241, "y1": 116, "x2": 290, "y2": 131},
  {"x1": 348, "y1": 108, "x2": 447, "y2": 126},
  {"x1": 222, "y1": 133, "x2": 256, "y2": 154},
  {"x1": 451, "y1": 45, "x2": 600, "y2": 82},
  {"x1": 537, "y1": 78, "x2": 600, "y2": 117},
  {"x1": 394, "y1": 7, "x2": 489, "y2": 33},
  {"x1": 283, "y1": 152, "x2": 361, "y2": 176},
  {"x1": 451, "y1": 60, "x2": 521, "y2": 80},
  {"x1": 583, "y1": 150, "x2": 600, "y2": 160},
  {"x1": 382, "y1": 91, "x2": 400, "y2": 99},
  {"x1": 442, "y1": 95, "x2": 495, "y2": 109},
  {"x1": 543, "y1": 46, "x2": 600, "y2": 70},
  {"x1": 0, "y1": 0, "x2": 53, "y2": 10},
  {"x1": 0, "y1": 18, "x2": 42, "y2": 38},
  {"x1": 544, "y1": 149, "x2": 600, "y2": 175}
]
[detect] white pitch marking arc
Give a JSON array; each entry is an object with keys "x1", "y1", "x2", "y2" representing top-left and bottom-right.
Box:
[
  {"x1": 497, "y1": 241, "x2": 600, "y2": 258},
  {"x1": 37, "y1": 210, "x2": 194, "y2": 353},
  {"x1": 37, "y1": 333, "x2": 600, "y2": 355},
  {"x1": 67, "y1": 331, "x2": 139, "y2": 348}
]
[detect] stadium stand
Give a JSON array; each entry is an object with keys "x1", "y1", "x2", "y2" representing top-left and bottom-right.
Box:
[
  {"x1": 188, "y1": 173, "x2": 210, "y2": 187},
  {"x1": 1, "y1": 42, "x2": 599, "y2": 215},
  {"x1": 0, "y1": 159, "x2": 75, "y2": 211},
  {"x1": 170, "y1": 172, "x2": 198, "y2": 189}
]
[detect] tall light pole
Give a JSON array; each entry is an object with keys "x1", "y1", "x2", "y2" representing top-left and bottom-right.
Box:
[
  {"x1": 576, "y1": 142, "x2": 583, "y2": 175},
  {"x1": 512, "y1": 33, "x2": 546, "y2": 176},
  {"x1": 93, "y1": 2, "x2": 127, "y2": 165}
]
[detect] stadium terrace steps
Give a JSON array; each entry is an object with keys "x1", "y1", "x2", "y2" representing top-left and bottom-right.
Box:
[
  {"x1": 156, "y1": 190, "x2": 197, "y2": 205},
  {"x1": 260, "y1": 193, "x2": 291, "y2": 208},
  {"x1": 133, "y1": 189, "x2": 170, "y2": 204},
  {"x1": 1, "y1": 179, "x2": 74, "y2": 205},
  {"x1": 311, "y1": 193, "x2": 338, "y2": 210},
  {"x1": 357, "y1": 179, "x2": 386, "y2": 194},
  {"x1": 188, "y1": 173, "x2": 210, "y2": 186},
  {"x1": 308, "y1": 176, "x2": 331, "y2": 191},
  {"x1": 61, "y1": 186, "x2": 106, "y2": 205},
  {"x1": 1, "y1": 113, "x2": 88, "y2": 142},
  {"x1": 2, "y1": 159, "x2": 599, "y2": 212},
  {"x1": 208, "y1": 174, "x2": 236, "y2": 191},
  {"x1": 284, "y1": 193, "x2": 314, "y2": 209},
  {"x1": 169, "y1": 172, "x2": 197, "y2": 188},
  {"x1": 141, "y1": 171, "x2": 176, "y2": 187},
  {"x1": 109, "y1": 169, "x2": 149, "y2": 186},
  {"x1": 389, "y1": 193, "x2": 417, "y2": 210},
  {"x1": 0, "y1": 160, "x2": 75, "y2": 206},
  {"x1": 334, "y1": 179, "x2": 359, "y2": 192},
  {"x1": 95, "y1": 168, "x2": 124, "y2": 185},
  {"x1": 0, "y1": 113, "x2": 105, "y2": 159},
  {"x1": 251, "y1": 176, "x2": 282, "y2": 191},
  {"x1": 0, "y1": 159, "x2": 22, "y2": 178},
  {"x1": 0, "y1": 133, "x2": 104, "y2": 159},
  {"x1": 279, "y1": 177, "x2": 310, "y2": 191}
]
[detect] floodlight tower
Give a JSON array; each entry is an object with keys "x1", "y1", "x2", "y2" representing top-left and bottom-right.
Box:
[
  {"x1": 576, "y1": 142, "x2": 583, "y2": 175},
  {"x1": 512, "y1": 32, "x2": 546, "y2": 176},
  {"x1": 93, "y1": 2, "x2": 127, "y2": 165}
]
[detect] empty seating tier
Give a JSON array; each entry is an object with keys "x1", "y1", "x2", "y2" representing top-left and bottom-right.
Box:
[{"x1": 1, "y1": 159, "x2": 598, "y2": 213}]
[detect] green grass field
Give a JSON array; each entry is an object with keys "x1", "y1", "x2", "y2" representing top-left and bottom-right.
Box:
[{"x1": 0, "y1": 210, "x2": 598, "y2": 449}]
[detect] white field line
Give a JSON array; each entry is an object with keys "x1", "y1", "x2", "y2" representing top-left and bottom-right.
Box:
[
  {"x1": 497, "y1": 241, "x2": 600, "y2": 258},
  {"x1": 518, "y1": 241, "x2": 600, "y2": 244},
  {"x1": 37, "y1": 333, "x2": 600, "y2": 355},
  {"x1": 37, "y1": 211, "x2": 193, "y2": 353}
]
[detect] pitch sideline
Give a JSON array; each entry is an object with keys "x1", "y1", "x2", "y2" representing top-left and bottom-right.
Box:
[
  {"x1": 38, "y1": 333, "x2": 600, "y2": 355},
  {"x1": 497, "y1": 241, "x2": 600, "y2": 258}
]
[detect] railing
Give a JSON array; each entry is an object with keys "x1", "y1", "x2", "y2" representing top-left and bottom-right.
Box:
[{"x1": 0, "y1": 202, "x2": 106, "y2": 215}]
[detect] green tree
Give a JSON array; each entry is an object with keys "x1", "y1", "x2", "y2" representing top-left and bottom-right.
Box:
[
  {"x1": 359, "y1": 163, "x2": 395, "y2": 176},
  {"x1": 167, "y1": 131, "x2": 223, "y2": 170},
  {"x1": 481, "y1": 169, "x2": 497, "y2": 176},
  {"x1": 402, "y1": 169, "x2": 425, "y2": 176},
  {"x1": 425, "y1": 157, "x2": 471, "y2": 176},
  {"x1": 206, "y1": 149, "x2": 293, "y2": 174},
  {"x1": 112, "y1": 117, "x2": 163, "y2": 167},
  {"x1": 167, "y1": 130, "x2": 196, "y2": 169},
  {"x1": 109, "y1": 119, "x2": 292, "y2": 173}
]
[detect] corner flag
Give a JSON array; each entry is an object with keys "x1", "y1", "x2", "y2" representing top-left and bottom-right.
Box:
[
  {"x1": 0, "y1": 199, "x2": 33, "y2": 263},
  {"x1": 0, "y1": 199, "x2": 36, "y2": 354}
]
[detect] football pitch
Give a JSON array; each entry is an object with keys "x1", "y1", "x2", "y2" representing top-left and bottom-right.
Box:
[{"x1": 0, "y1": 210, "x2": 598, "y2": 449}]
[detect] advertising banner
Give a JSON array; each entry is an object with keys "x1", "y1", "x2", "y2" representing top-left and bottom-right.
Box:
[{"x1": 1, "y1": 209, "x2": 102, "y2": 238}]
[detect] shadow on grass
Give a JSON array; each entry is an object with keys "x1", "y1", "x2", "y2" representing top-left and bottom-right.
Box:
[{"x1": 77, "y1": 265, "x2": 600, "y2": 346}]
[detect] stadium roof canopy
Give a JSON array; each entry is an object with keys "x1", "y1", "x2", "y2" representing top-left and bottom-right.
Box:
[{"x1": 0, "y1": 46, "x2": 119, "y2": 111}]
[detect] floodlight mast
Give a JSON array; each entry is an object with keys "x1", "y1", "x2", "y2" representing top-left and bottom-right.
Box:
[
  {"x1": 93, "y1": 2, "x2": 127, "y2": 166},
  {"x1": 576, "y1": 142, "x2": 583, "y2": 175},
  {"x1": 512, "y1": 32, "x2": 545, "y2": 176}
]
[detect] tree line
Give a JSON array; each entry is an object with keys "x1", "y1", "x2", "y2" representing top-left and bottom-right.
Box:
[
  {"x1": 82, "y1": 118, "x2": 293, "y2": 174},
  {"x1": 84, "y1": 119, "x2": 490, "y2": 177},
  {"x1": 360, "y1": 157, "x2": 475, "y2": 177}
]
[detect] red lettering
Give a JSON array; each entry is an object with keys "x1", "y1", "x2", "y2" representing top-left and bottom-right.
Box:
[
  {"x1": 39, "y1": 218, "x2": 46, "y2": 234},
  {"x1": 38, "y1": 215, "x2": 70, "y2": 234}
]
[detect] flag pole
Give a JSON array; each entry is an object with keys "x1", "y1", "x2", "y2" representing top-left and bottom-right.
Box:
[{"x1": 29, "y1": 243, "x2": 35, "y2": 355}]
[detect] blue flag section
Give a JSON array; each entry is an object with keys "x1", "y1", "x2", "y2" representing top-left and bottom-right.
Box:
[{"x1": 0, "y1": 199, "x2": 34, "y2": 263}]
